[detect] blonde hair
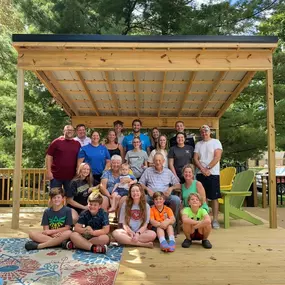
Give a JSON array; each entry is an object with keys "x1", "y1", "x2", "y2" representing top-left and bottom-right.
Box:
[
  {"x1": 188, "y1": 192, "x2": 203, "y2": 204},
  {"x1": 73, "y1": 163, "x2": 93, "y2": 186},
  {"x1": 88, "y1": 192, "x2": 103, "y2": 204},
  {"x1": 182, "y1": 164, "x2": 195, "y2": 177}
]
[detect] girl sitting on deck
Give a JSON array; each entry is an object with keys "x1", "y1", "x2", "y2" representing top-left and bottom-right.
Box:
[
  {"x1": 112, "y1": 183, "x2": 156, "y2": 248},
  {"x1": 66, "y1": 162, "x2": 94, "y2": 224}
]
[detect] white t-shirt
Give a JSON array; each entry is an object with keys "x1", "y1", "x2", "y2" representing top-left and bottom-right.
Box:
[
  {"x1": 147, "y1": 149, "x2": 168, "y2": 168},
  {"x1": 74, "y1": 136, "x2": 91, "y2": 147},
  {"x1": 194, "y1": 139, "x2": 223, "y2": 175}
]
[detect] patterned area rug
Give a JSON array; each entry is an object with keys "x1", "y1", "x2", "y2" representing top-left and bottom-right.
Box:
[{"x1": 0, "y1": 238, "x2": 123, "y2": 285}]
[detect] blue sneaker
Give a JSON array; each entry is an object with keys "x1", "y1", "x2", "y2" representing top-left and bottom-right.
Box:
[
  {"x1": 160, "y1": 240, "x2": 170, "y2": 252},
  {"x1": 168, "y1": 240, "x2": 176, "y2": 252}
]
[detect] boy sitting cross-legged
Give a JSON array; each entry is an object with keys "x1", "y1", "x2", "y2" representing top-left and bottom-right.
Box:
[
  {"x1": 25, "y1": 187, "x2": 73, "y2": 251},
  {"x1": 150, "y1": 191, "x2": 176, "y2": 252},
  {"x1": 181, "y1": 193, "x2": 212, "y2": 249},
  {"x1": 65, "y1": 192, "x2": 110, "y2": 254}
]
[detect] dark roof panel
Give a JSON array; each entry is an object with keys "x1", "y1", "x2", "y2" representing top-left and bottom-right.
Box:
[{"x1": 12, "y1": 34, "x2": 278, "y2": 44}]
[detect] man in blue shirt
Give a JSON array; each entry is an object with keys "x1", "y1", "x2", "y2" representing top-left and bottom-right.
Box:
[{"x1": 122, "y1": 119, "x2": 151, "y2": 156}]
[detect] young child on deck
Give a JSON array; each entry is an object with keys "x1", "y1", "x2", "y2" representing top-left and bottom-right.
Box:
[
  {"x1": 108, "y1": 163, "x2": 137, "y2": 213},
  {"x1": 112, "y1": 183, "x2": 156, "y2": 248},
  {"x1": 181, "y1": 193, "x2": 212, "y2": 249},
  {"x1": 25, "y1": 187, "x2": 73, "y2": 251},
  {"x1": 150, "y1": 191, "x2": 176, "y2": 252},
  {"x1": 64, "y1": 192, "x2": 110, "y2": 254}
]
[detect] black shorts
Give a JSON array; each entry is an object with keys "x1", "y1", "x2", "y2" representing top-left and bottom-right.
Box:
[{"x1": 196, "y1": 174, "x2": 221, "y2": 200}]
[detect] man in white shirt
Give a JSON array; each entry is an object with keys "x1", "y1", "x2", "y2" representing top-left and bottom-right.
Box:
[
  {"x1": 194, "y1": 125, "x2": 223, "y2": 229},
  {"x1": 74, "y1": 124, "x2": 91, "y2": 147}
]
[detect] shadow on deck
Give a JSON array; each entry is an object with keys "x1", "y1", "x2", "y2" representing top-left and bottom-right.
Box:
[{"x1": 1, "y1": 207, "x2": 285, "y2": 285}]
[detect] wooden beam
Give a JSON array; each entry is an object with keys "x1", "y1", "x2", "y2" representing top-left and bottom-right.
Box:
[
  {"x1": 77, "y1": 107, "x2": 218, "y2": 113},
  {"x1": 45, "y1": 71, "x2": 79, "y2": 116},
  {"x1": 73, "y1": 99, "x2": 224, "y2": 104},
  {"x1": 266, "y1": 69, "x2": 277, "y2": 229},
  {"x1": 12, "y1": 69, "x2": 24, "y2": 229},
  {"x1": 35, "y1": 71, "x2": 74, "y2": 117},
  {"x1": 76, "y1": 71, "x2": 100, "y2": 116},
  {"x1": 104, "y1": 71, "x2": 119, "y2": 116},
  {"x1": 197, "y1": 71, "x2": 226, "y2": 116},
  {"x1": 133, "y1": 72, "x2": 140, "y2": 117},
  {"x1": 216, "y1": 71, "x2": 256, "y2": 118},
  {"x1": 17, "y1": 50, "x2": 274, "y2": 71},
  {"x1": 178, "y1": 72, "x2": 196, "y2": 117},
  {"x1": 57, "y1": 79, "x2": 242, "y2": 85},
  {"x1": 215, "y1": 120, "x2": 220, "y2": 139},
  {"x1": 66, "y1": 90, "x2": 231, "y2": 96},
  {"x1": 72, "y1": 116, "x2": 219, "y2": 129},
  {"x1": 14, "y1": 41, "x2": 278, "y2": 49},
  {"x1": 158, "y1": 72, "x2": 167, "y2": 117}
]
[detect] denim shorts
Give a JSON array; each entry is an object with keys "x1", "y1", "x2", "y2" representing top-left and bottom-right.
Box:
[{"x1": 50, "y1": 178, "x2": 72, "y2": 194}]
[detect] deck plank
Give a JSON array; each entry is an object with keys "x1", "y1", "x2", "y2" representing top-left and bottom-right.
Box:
[{"x1": 1, "y1": 207, "x2": 285, "y2": 284}]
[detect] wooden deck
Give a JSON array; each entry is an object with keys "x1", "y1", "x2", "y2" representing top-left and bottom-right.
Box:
[{"x1": 1, "y1": 207, "x2": 285, "y2": 285}]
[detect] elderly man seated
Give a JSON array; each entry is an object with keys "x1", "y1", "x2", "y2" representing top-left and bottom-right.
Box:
[{"x1": 139, "y1": 153, "x2": 180, "y2": 233}]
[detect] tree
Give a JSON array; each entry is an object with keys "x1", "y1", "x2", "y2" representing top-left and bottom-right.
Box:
[{"x1": 1, "y1": 0, "x2": 282, "y2": 168}]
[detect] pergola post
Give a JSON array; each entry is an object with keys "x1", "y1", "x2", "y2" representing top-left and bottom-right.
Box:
[
  {"x1": 215, "y1": 120, "x2": 220, "y2": 139},
  {"x1": 266, "y1": 69, "x2": 277, "y2": 229},
  {"x1": 12, "y1": 69, "x2": 24, "y2": 229}
]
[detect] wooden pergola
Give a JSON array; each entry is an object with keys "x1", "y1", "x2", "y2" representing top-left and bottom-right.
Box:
[{"x1": 12, "y1": 34, "x2": 278, "y2": 228}]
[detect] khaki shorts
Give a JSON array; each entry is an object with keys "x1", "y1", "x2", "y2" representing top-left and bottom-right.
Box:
[{"x1": 82, "y1": 233, "x2": 93, "y2": 240}]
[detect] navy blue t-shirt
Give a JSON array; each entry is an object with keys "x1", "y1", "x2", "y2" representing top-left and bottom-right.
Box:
[{"x1": 77, "y1": 208, "x2": 109, "y2": 230}]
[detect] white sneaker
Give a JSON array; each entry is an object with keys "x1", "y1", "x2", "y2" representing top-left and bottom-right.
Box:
[{"x1": 212, "y1": 220, "x2": 220, "y2": 229}]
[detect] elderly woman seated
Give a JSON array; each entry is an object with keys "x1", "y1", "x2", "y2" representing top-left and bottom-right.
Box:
[{"x1": 100, "y1": 155, "x2": 134, "y2": 219}]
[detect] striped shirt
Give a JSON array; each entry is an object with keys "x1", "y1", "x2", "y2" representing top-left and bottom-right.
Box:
[{"x1": 139, "y1": 167, "x2": 179, "y2": 193}]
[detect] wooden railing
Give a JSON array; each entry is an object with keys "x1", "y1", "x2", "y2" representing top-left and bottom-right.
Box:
[{"x1": 0, "y1": 168, "x2": 49, "y2": 205}]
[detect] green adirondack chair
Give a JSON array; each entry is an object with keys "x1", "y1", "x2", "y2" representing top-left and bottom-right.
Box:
[{"x1": 220, "y1": 170, "x2": 263, "y2": 229}]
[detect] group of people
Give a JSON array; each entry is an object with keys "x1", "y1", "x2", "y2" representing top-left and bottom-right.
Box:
[{"x1": 25, "y1": 119, "x2": 223, "y2": 254}]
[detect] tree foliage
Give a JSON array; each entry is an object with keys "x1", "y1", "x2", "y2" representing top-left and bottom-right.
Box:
[{"x1": 0, "y1": 0, "x2": 284, "y2": 167}]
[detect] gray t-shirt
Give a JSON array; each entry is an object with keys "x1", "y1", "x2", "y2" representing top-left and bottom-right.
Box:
[
  {"x1": 41, "y1": 206, "x2": 73, "y2": 230},
  {"x1": 125, "y1": 150, "x2": 148, "y2": 178},
  {"x1": 119, "y1": 202, "x2": 150, "y2": 232},
  {"x1": 168, "y1": 145, "x2": 194, "y2": 178}
]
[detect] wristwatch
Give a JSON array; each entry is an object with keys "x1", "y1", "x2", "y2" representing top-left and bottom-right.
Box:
[{"x1": 206, "y1": 165, "x2": 211, "y2": 169}]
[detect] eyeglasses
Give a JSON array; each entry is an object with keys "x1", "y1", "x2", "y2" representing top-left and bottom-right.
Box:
[{"x1": 65, "y1": 129, "x2": 74, "y2": 132}]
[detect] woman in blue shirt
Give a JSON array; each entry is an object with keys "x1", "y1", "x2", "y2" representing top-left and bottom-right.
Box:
[{"x1": 78, "y1": 131, "x2": 110, "y2": 185}]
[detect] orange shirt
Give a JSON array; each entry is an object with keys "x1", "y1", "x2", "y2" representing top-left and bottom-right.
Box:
[{"x1": 150, "y1": 205, "x2": 174, "y2": 222}]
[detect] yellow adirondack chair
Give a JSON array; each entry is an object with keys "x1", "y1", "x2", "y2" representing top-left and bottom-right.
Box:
[{"x1": 218, "y1": 167, "x2": 236, "y2": 204}]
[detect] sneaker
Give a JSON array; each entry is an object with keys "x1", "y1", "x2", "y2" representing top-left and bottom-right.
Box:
[
  {"x1": 212, "y1": 220, "x2": 220, "y2": 229},
  {"x1": 160, "y1": 240, "x2": 170, "y2": 252},
  {"x1": 168, "y1": 240, "x2": 176, "y2": 252},
  {"x1": 62, "y1": 240, "x2": 75, "y2": 250},
  {"x1": 25, "y1": 241, "x2": 39, "y2": 251},
  {"x1": 202, "y1": 239, "x2": 212, "y2": 249},
  {"x1": 92, "y1": 245, "x2": 108, "y2": 254},
  {"x1": 181, "y1": 239, "x2": 192, "y2": 248}
]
